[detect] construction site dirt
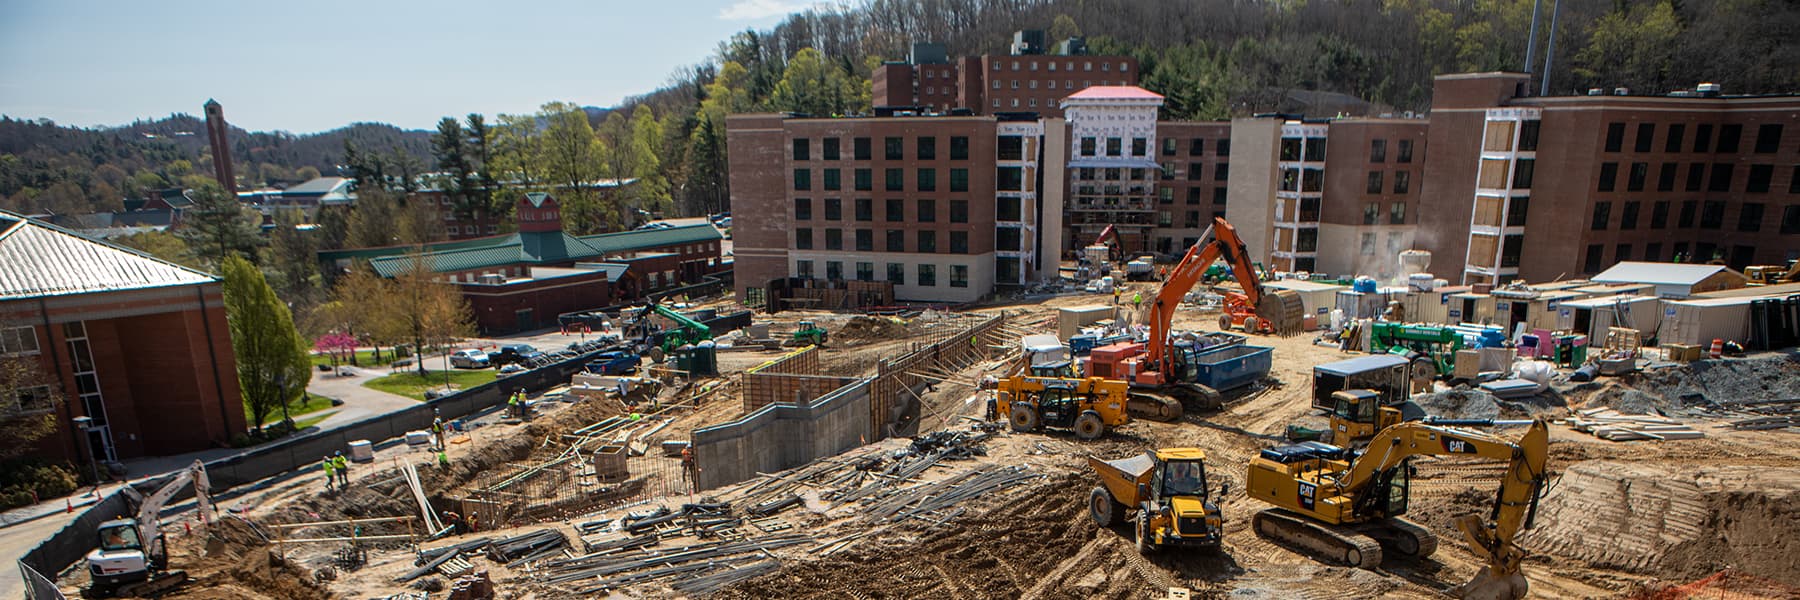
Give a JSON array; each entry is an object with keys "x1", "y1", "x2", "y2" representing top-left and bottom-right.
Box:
[{"x1": 55, "y1": 290, "x2": 1800, "y2": 599}]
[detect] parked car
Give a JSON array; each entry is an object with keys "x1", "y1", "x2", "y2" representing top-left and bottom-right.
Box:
[
  {"x1": 449, "y1": 348, "x2": 490, "y2": 369},
  {"x1": 584, "y1": 351, "x2": 641, "y2": 376},
  {"x1": 713, "y1": 216, "x2": 732, "y2": 229},
  {"x1": 492, "y1": 344, "x2": 544, "y2": 366}
]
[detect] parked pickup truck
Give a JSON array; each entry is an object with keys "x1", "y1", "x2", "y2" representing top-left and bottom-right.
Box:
[{"x1": 583, "y1": 351, "x2": 641, "y2": 376}]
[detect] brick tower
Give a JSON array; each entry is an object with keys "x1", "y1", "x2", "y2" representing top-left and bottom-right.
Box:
[{"x1": 203, "y1": 99, "x2": 237, "y2": 194}]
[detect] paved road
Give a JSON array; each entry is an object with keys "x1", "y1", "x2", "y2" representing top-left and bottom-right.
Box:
[
  {"x1": 307, "y1": 365, "x2": 421, "y2": 429},
  {"x1": 0, "y1": 505, "x2": 79, "y2": 599}
]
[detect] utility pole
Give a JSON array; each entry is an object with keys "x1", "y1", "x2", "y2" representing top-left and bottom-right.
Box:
[
  {"x1": 1541, "y1": 0, "x2": 1563, "y2": 97},
  {"x1": 1524, "y1": 0, "x2": 1544, "y2": 73}
]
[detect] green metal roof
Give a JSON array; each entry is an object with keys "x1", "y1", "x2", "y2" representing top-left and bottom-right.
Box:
[
  {"x1": 369, "y1": 244, "x2": 526, "y2": 278},
  {"x1": 578, "y1": 224, "x2": 721, "y2": 253},
  {"x1": 326, "y1": 224, "x2": 718, "y2": 277}
]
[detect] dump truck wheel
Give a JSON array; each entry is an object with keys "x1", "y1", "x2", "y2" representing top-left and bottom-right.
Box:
[
  {"x1": 1135, "y1": 507, "x2": 1155, "y2": 554},
  {"x1": 1009, "y1": 403, "x2": 1040, "y2": 432},
  {"x1": 1073, "y1": 411, "x2": 1105, "y2": 440},
  {"x1": 1089, "y1": 486, "x2": 1125, "y2": 527}
]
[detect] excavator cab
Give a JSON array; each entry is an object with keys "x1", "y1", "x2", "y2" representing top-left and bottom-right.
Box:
[{"x1": 1327, "y1": 389, "x2": 1404, "y2": 447}]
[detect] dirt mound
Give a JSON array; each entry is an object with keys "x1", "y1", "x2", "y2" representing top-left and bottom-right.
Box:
[
  {"x1": 1522, "y1": 460, "x2": 1800, "y2": 586},
  {"x1": 167, "y1": 547, "x2": 336, "y2": 600},
  {"x1": 834, "y1": 316, "x2": 910, "y2": 341},
  {"x1": 1567, "y1": 354, "x2": 1800, "y2": 414},
  {"x1": 1412, "y1": 388, "x2": 1502, "y2": 420}
]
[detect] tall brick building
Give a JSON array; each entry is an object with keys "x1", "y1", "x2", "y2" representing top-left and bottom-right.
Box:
[
  {"x1": 0, "y1": 210, "x2": 246, "y2": 464},
  {"x1": 870, "y1": 34, "x2": 1139, "y2": 118}
]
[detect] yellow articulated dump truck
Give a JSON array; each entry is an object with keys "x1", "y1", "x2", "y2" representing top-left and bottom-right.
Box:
[{"x1": 1086, "y1": 448, "x2": 1224, "y2": 553}]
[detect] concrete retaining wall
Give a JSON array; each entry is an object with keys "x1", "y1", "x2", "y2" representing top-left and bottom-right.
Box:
[
  {"x1": 871, "y1": 314, "x2": 1006, "y2": 438},
  {"x1": 692, "y1": 379, "x2": 872, "y2": 491}
]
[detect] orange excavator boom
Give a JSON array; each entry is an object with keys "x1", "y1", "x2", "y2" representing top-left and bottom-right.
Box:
[{"x1": 1144, "y1": 217, "x2": 1302, "y2": 377}]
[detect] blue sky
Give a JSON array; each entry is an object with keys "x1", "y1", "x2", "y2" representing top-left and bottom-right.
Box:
[{"x1": 0, "y1": 0, "x2": 816, "y2": 133}]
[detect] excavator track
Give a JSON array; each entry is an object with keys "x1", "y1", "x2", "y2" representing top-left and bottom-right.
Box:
[
  {"x1": 1252, "y1": 509, "x2": 1384, "y2": 569},
  {"x1": 1126, "y1": 392, "x2": 1184, "y2": 422},
  {"x1": 1364, "y1": 517, "x2": 1439, "y2": 559}
]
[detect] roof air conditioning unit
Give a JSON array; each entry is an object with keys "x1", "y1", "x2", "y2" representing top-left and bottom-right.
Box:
[{"x1": 1613, "y1": 87, "x2": 1631, "y2": 96}]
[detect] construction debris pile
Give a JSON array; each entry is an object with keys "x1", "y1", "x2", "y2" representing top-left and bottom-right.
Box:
[{"x1": 1561, "y1": 407, "x2": 1705, "y2": 441}]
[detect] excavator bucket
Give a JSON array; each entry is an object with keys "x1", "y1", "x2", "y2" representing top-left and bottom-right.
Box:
[{"x1": 1254, "y1": 290, "x2": 1307, "y2": 336}]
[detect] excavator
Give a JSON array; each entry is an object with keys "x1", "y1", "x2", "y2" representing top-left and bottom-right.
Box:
[
  {"x1": 1088, "y1": 216, "x2": 1305, "y2": 420},
  {"x1": 985, "y1": 374, "x2": 1132, "y2": 440},
  {"x1": 1246, "y1": 419, "x2": 1550, "y2": 600},
  {"x1": 1745, "y1": 259, "x2": 1799, "y2": 286},
  {"x1": 84, "y1": 461, "x2": 211, "y2": 598}
]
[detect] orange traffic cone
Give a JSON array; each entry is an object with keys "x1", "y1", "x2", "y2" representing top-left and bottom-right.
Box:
[
  {"x1": 1709, "y1": 338, "x2": 1723, "y2": 359},
  {"x1": 66, "y1": 498, "x2": 73, "y2": 513}
]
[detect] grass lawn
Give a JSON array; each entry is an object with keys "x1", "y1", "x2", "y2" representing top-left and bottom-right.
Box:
[
  {"x1": 249, "y1": 393, "x2": 337, "y2": 426},
  {"x1": 310, "y1": 349, "x2": 401, "y2": 368},
  {"x1": 363, "y1": 369, "x2": 498, "y2": 401},
  {"x1": 292, "y1": 413, "x2": 332, "y2": 431}
]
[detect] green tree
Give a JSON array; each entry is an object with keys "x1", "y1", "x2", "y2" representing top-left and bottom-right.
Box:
[
  {"x1": 539, "y1": 102, "x2": 610, "y2": 233},
  {"x1": 768, "y1": 48, "x2": 867, "y2": 116},
  {"x1": 0, "y1": 323, "x2": 63, "y2": 462},
  {"x1": 295, "y1": 166, "x2": 322, "y2": 181},
  {"x1": 464, "y1": 113, "x2": 496, "y2": 209},
  {"x1": 261, "y1": 208, "x2": 322, "y2": 305},
  {"x1": 178, "y1": 183, "x2": 262, "y2": 266},
  {"x1": 1049, "y1": 14, "x2": 1083, "y2": 42},
  {"x1": 221, "y1": 255, "x2": 311, "y2": 433},
  {"x1": 113, "y1": 230, "x2": 201, "y2": 268},
  {"x1": 431, "y1": 116, "x2": 479, "y2": 218},
  {"x1": 388, "y1": 255, "x2": 476, "y2": 376},
  {"x1": 1574, "y1": 0, "x2": 1683, "y2": 92},
  {"x1": 346, "y1": 187, "x2": 440, "y2": 248}
]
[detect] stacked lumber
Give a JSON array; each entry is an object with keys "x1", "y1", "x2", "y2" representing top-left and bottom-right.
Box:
[{"x1": 1563, "y1": 407, "x2": 1704, "y2": 441}]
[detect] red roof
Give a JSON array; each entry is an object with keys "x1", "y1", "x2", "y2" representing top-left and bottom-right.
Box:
[{"x1": 1063, "y1": 86, "x2": 1165, "y2": 101}]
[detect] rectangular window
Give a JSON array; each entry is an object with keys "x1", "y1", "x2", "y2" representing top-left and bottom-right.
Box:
[
  {"x1": 1635, "y1": 123, "x2": 1654, "y2": 153},
  {"x1": 885, "y1": 137, "x2": 903, "y2": 160},
  {"x1": 1393, "y1": 171, "x2": 1411, "y2": 194},
  {"x1": 1694, "y1": 124, "x2": 1714, "y2": 153},
  {"x1": 1162, "y1": 137, "x2": 1177, "y2": 156},
  {"x1": 996, "y1": 197, "x2": 1021, "y2": 221},
  {"x1": 1187, "y1": 187, "x2": 1201, "y2": 204},
  {"x1": 1665, "y1": 124, "x2": 1684, "y2": 152},
  {"x1": 1214, "y1": 163, "x2": 1229, "y2": 182},
  {"x1": 917, "y1": 168, "x2": 936, "y2": 192},
  {"x1": 0, "y1": 326, "x2": 39, "y2": 355},
  {"x1": 917, "y1": 199, "x2": 935, "y2": 223},
  {"x1": 1754, "y1": 124, "x2": 1783, "y2": 153},
  {"x1": 855, "y1": 198, "x2": 872, "y2": 221},
  {"x1": 1160, "y1": 162, "x2": 1175, "y2": 180},
  {"x1": 793, "y1": 168, "x2": 811, "y2": 191},
  {"x1": 1501, "y1": 235, "x2": 1524, "y2": 267},
  {"x1": 1390, "y1": 202, "x2": 1407, "y2": 225},
  {"x1": 854, "y1": 137, "x2": 871, "y2": 160},
  {"x1": 796, "y1": 260, "x2": 813, "y2": 279},
  {"x1": 1190, "y1": 138, "x2": 1205, "y2": 155},
  {"x1": 1363, "y1": 203, "x2": 1379, "y2": 225},
  {"x1": 995, "y1": 227, "x2": 1021, "y2": 251},
  {"x1": 886, "y1": 229, "x2": 904, "y2": 252},
  {"x1": 950, "y1": 264, "x2": 968, "y2": 288},
  {"x1": 1397, "y1": 139, "x2": 1415, "y2": 163},
  {"x1": 1687, "y1": 162, "x2": 1706, "y2": 191},
  {"x1": 1518, "y1": 121, "x2": 1539, "y2": 151},
  {"x1": 1507, "y1": 196, "x2": 1530, "y2": 227},
  {"x1": 1651, "y1": 200, "x2": 1669, "y2": 229},
  {"x1": 885, "y1": 168, "x2": 904, "y2": 191},
  {"x1": 854, "y1": 168, "x2": 872, "y2": 191},
  {"x1": 1680, "y1": 200, "x2": 1698, "y2": 228},
  {"x1": 1621, "y1": 201, "x2": 1640, "y2": 230},
  {"x1": 1217, "y1": 139, "x2": 1231, "y2": 156},
  {"x1": 885, "y1": 199, "x2": 904, "y2": 222},
  {"x1": 855, "y1": 228, "x2": 872, "y2": 251},
  {"x1": 917, "y1": 264, "x2": 936, "y2": 287},
  {"x1": 917, "y1": 230, "x2": 936, "y2": 253},
  {"x1": 1717, "y1": 124, "x2": 1742, "y2": 153},
  {"x1": 1598, "y1": 162, "x2": 1618, "y2": 192},
  {"x1": 997, "y1": 167, "x2": 1023, "y2": 191},
  {"x1": 949, "y1": 200, "x2": 968, "y2": 223},
  {"x1": 887, "y1": 263, "x2": 904, "y2": 285},
  {"x1": 825, "y1": 228, "x2": 842, "y2": 250},
  {"x1": 856, "y1": 262, "x2": 873, "y2": 281},
  {"x1": 1739, "y1": 203, "x2": 1765, "y2": 232},
  {"x1": 950, "y1": 231, "x2": 968, "y2": 254},
  {"x1": 795, "y1": 228, "x2": 813, "y2": 249},
  {"x1": 824, "y1": 198, "x2": 841, "y2": 220},
  {"x1": 1367, "y1": 171, "x2": 1384, "y2": 194},
  {"x1": 1701, "y1": 200, "x2": 1726, "y2": 229},
  {"x1": 1158, "y1": 187, "x2": 1174, "y2": 204},
  {"x1": 1080, "y1": 137, "x2": 1096, "y2": 156},
  {"x1": 1793, "y1": 166, "x2": 1800, "y2": 193},
  {"x1": 1304, "y1": 138, "x2": 1326, "y2": 161},
  {"x1": 823, "y1": 137, "x2": 840, "y2": 160},
  {"x1": 1605, "y1": 122, "x2": 1625, "y2": 152},
  {"x1": 823, "y1": 168, "x2": 841, "y2": 191},
  {"x1": 1186, "y1": 162, "x2": 1202, "y2": 181},
  {"x1": 1131, "y1": 138, "x2": 1147, "y2": 157},
  {"x1": 1673, "y1": 242, "x2": 1690, "y2": 261},
  {"x1": 794, "y1": 198, "x2": 811, "y2": 220},
  {"x1": 948, "y1": 168, "x2": 968, "y2": 192},
  {"x1": 1360, "y1": 233, "x2": 1376, "y2": 255},
  {"x1": 1370, "y1": 139, "x2": 1387, "y2": 163},
  {"x1": 1628, "y1": 162, "x2": 1648, "y2": 192},
  {"x1": 792, "y1": 138, "x2": 810, "y2": 160},
  {"x1": 998, "y1": 136, "x2": 1024, "y2": 161},
  {"x1": 1106, "y1": 137, "x2": 1122, "y2": 156},
  {"x1": 1709, "y1": 163, "x2": 1734, "y2": 192},
  {"x1": 1645, "y1": 243, "x2": 1662, "y2": 262},
  {"x1": 950, "y1": 136, "x2": 969, "y2": 160},
  {"x1": 1184, "y1": 210, "x2": 1200, "y2": 228},
  {"x1": 916, "y1": 136, "x2": 936, "y2": 160},
  {"x1": 1214, "y1": 187, "x2": 1227, "y2": 204},
  {"x1": 1746, "y1": 164, "x2": 1773, "y2": 193},
  {"x1": 1781, "y1": 205, "x2": 1800, "y2": 234},
  {"x1": 1616, "y1": 244, "x2": 1633, "y2": 263},
  {"x1": 1592, "y1": 201, "x2": 1611, "y2": 230},
  {"x1": 1584, "y1": 244, "x2": 1604, "y2": 273},
  {"x1": 1658, "y1": 163, "x2": 1677, "y2": 192},
  {"x1": 1512, "y1": 159, "x2": 1534, "y2": 189}
]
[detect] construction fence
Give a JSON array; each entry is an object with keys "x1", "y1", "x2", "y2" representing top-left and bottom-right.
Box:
[{"x1": 17, "y1": 490, "x2": 131, "y2": 591}]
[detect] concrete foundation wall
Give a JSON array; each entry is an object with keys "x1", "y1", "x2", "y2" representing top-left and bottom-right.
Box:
[{"x1": 692, "y1": 378, "x2": 872, "y2": 491}]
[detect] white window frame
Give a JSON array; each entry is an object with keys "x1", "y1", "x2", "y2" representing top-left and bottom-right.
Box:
[{"x1": 1, "y1": 326, "x2": 39, "y2": 355}]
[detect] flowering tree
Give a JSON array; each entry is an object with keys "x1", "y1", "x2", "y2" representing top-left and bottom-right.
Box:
[{"x1": 314, "y1": 332, "x2": 359, "y2": 367}]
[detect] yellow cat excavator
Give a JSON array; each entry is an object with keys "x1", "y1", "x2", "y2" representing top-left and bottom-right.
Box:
[{"x1": 1246, "y1": 420, "x2": 1550, "y2": 600}]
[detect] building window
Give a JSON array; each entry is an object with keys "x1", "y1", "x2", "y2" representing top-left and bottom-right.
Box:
[
  {"x1": 1717, "y1": 124, "x2": 1742, "y2": 153},
  {"x1": 917, "y1": 230, "x2": 937, "y2": 253},
  {"x1": 996, "y1": 226, "x2": 1021, "y2": 251},
  {"x1": 885, "y1": 168, "x2": 904, "y2": 191},
  {"x1": 1645, "y1": 243, "x2": 1662, "y2": 262},
  {"x1": 1359, "y1": 233, "x2": 1376, "y2": 255},
  {"x1": 917, "y1": 168, "x2": 937, "y2": 192},
  {"x1": 1214, "y1": 163, "x2": 1229, "y2": 182},
  {"x1": 793, "y1": 138, "x2": 810, "y2": 160},
  {"x1": 1367, "y1": 171, "x2": 1384, "y2": 194},
  {"x1": 0, "y1": 326, "x2": 38, "y2": 355},
  {"x1": 1362, "y1": 203, "x2": 1378, "y2": 225},
  {"x1": 1621, "y1": 201, "x2": 1640, "y2": 230},
  {"x1": 1184, "y1": 210, "x2": 1200, "y2": 227},
  {"x1": 1106, "y1": 138, "x2": 1122, "y2": 157},
  {"x1": 855, "y1": 198, "x2": 872, "y2": 221},
  {"x1": 854, "y1": 137, "x2": 871, "y2": 160},
  {"x1": 886, "y1": 199, "x2": 904, "y2": 222},
  {"x1": 855, "y1": 229, "x2": 872, "y2": 251},
  {"x1": 1370, "y1": 139, "x2": 1387, "y2": 163},
  {"x1": 856, "y1": 262, "x2": 873, "y2": 281},
  {"x1": 853, "y1": 168, "x2": 871, "y2": 191},
  {"x1": 1679, "y1": 200, "x2": 1697, "y2": 228},
  {"x1": 1131, "y1": 138, "x2": 1148, "y2": 157},
  {"x1": 949, "y1": 200, "x2": 968, "y2": 223},
  {"x1": 918, "y1": 264, "x2": 937, "y2": 286},
  {"x1": 1628, "y1": 162, "x2": 1648, "y2": 192},
  {"x1": 1186, "y1": 188, "x2": 1201, "y2": 205},
  {"x1": 826, "y1": 261, "x2": 842, "y2": 280},
  {"x1": 1635, "y1": 123, "x2": 1654, "y2": 153},
  {"x1": 1507, "y1": 196, "x2": 1530, "y2": 227},
  {"x1": 1651, "y1": 200, "x2": 1669, "y2": 229},
  {"x1": 823, "y1": 169, "x2": 841, "y2": 191},
  {"x1": 823, "y1": 137, "x2": 840, "y2": 160},
  {"x1": 1159, "y1": 187, "x2": 1174, "y2": 203},
  {"x1": 917, "y1": 199, "x2": 936, "y2": 223},
  {"x1": 1746, "y1": 164, "x2": 1773, "y2": 193},
  {"x1": 1396, "y1": 139, "x2": 1416, "y2": 163},
  {"x1": 1304, "y1": 138, "x2": 1326, "y2": 161},
  {"x1": 1739, "y1": 203, "x2": 1765, "y2": 232},
  {"x1": 917, "y1": 136, "x2": 936, "y2": 160},
  {"x1": 950, "y1": 231, "x2": 968, "y2": 254},
  {"x1": 886, "y1": 229, "x2": 904, "y2": 251},
  {"x1": 997, "y1": 197, "x2": 1021, "y2": 221},
  {"x1": 885, "y1": 137, "x2": 903, "y2": 160},
  {"x1": 949, "y1": 264, "x2": 968, "y2": 288},
  {"x1": 997, "y1": 167, "x2": 1023, "y2": 191},
  {"x1": 1518, "y1": 121, "x2": 1540, "y2": 151},
  {"x1": 1390, "y1": 202, "x2": 1407, "y2": 225},
  {"x1": 1598, "y1": 163, "x2": 1618, "y2": 192},
  {"x1": 1162, "y1": 138, "x2": 1177, "y2": 156},
  {"x1": 824, "y1": 198, "x2": 842, "y2": 220},
  {"x1": 1161, "y1": 163, "x2": 1175, "y2": 181},
  {"x1": 1686, "y1": 162, "x2": 1705, "y2": 191},
  {"x1": 1280, "y1": 138, "x2": 1301, "y2": 161},
  {"x1": 1592, "y1": 201, "x2": 1611, "y2": 230},
  {"x1": 1616, "y1": 244, "x2": 1633, "y2": 263},
  {"x1": 997, "y1": 136, "x2": 1024, "y2": 161},
  {"x1": 794, "y1": 260, "x2": 814, "y2": 279},
  {"x1": 9, "y1": 385, "x2": 53, "y2": 414},
  {"x1": 1701, "y1": 200, "x2": 1726, "y2": 229},
  {"x1": 1665, "y1": 124, "x2": 1685, "y2": 152},
  {"x1": 1584, "y1": 244, "x2": 1604, "y2": 273},
  {"x1": 950, "y1": 136, "x2": 969, "y2": 160},
  {"x1": 794, "y1": 198, "x2": 811, "y2": 220},
  {"x1": 1672, "y1": 242, "x2": 1690, "y2": 261},
  {"x1": 1694, "y1": 124, "x2": 1714, "y2": 153},
  {"x1": 1080, "y1": 137, "x2": 1096, "y2": 156},
  {"x1": 888, "y1": 263, "x2": 905, "y2": 285},
  {"x1": 1781, "y1": 205, "x2": 1800, "y2": 234},
  {"x1": 1658, "y1": 163, "x2": 1677, "y2": 192},
  {"x1": 1185, "y1": 162, "x2": 1202, "y2": 181},
  {"x1": 1605, "y1": 123, "x2": 1625, "y2": 152},
  {"x1": 793, "y1": 169, "x2": 811, "y2": 191},
  {"x1": 1709, "y1": 163, "x2": 1734, "y2": 192},
  {"x1": 1754, "y1": 124, "x2": 1783, "y2": 153},
  {"x1": 1393, "y1": 171, "x2": 1411, "y2": 194},
  {"x1": 795, "y1": 228, "x2": 813, "y2": 249},
  {"x1": 1792, "y1": 166, "x2": 1800, "y2": 193},
  {"x1": 1512, "y1": 159, "x2": 1534, "y2": 189},
  {"x1": 1214, "y1": 187, "x2": 1227, "y2": 205},
  {"x1": 1189, "y1": 138, "x2": 1205, "y2": 155}
]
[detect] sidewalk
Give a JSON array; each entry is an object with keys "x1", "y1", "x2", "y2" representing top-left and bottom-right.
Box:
[{"x1": 307, "y1": 365, "x2": 422, "y2": 429}]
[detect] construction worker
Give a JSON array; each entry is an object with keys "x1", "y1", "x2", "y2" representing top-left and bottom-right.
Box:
[
  {"x1": 321, "y1": 456, "x2": 337, "y2": 491},
  {"x1": 1132, "y1": 291, "x2": 1144, "y2": 311},
  {"x1": 436, "y1": 449, "x2": 450, "y2": 469},
  {"x1": 507, "y1": 389, "x2": 523, "y2": 418},
  {"x1": 332, "y1": 452, "x2": 349, "y2": 487},
  {"x1": 680, "y1": 446, "x2": 696, "y2": 486},
  {"x1": 1112, "y1": 287, "x2": 1121, "y2": 305},
  {"x1": 430, "y1": 415, "x2": 446, "y2": 450}
]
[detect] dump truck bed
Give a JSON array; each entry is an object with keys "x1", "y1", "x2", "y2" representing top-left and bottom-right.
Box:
[
  {"x1": 1089, "y1": 453, "x2": 1156, "y2": 507},
  {"x1": 1190, "y1": 344, "x2": 1274, "y2": 392}
]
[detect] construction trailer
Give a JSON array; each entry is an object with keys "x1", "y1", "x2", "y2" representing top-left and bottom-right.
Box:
[
  {"x1": 1057, "y1": 305, "x2": 1114, "y2": 340},
  {"x1": 1657, "y1": 297, "x2": 1755, "y2": 346},
  {"x1": 1592, "y1": 261, "x2": 1749, "y2": 299},
  {"x1": 1398, "y1": 285, "x2": 1471, "y2": 326},
  {"x1": 1554, "y1": 295, "x2": 1664, "y2": 340},
  {"x1": 1446, "y1": 291, "x2": 1497, "y2": 325},
  {"x1": 1263, "y1": 279, "x2": 1346, "y2": 321}
]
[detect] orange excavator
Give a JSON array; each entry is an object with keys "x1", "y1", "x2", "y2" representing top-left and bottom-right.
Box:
[{"x1": 1088, "y1": 217, "x2": 1305, "y2": 419}]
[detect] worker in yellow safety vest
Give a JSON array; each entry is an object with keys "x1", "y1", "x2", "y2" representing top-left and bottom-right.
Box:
[{"x1": 321, "y1": 456, "x2": 336, "y2": 492}]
